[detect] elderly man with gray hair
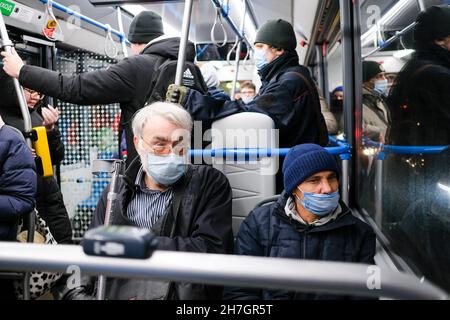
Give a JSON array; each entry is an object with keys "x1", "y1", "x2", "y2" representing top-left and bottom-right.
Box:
[{"x1": 60, "y1": 102, "x2": 234, "y2": 300}]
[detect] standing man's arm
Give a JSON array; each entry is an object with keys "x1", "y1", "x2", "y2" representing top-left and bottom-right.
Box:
[{"x1": 2, "y1": 48, "x2": 137, "y2": 106}]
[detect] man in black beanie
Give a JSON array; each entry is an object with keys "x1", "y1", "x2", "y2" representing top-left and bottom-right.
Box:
[
  {"x1": 1, "y1": 10, "x2": 198, "y2": 166},
  {"x1": 361, "y1": 60, "x2": 390, "y2": 143},
  {"x1": 169, "y1": 19, "x2": 328, "y2": 192},
  {"x1": 387, "y1": 5, "x2": 450, "y2": 147}
]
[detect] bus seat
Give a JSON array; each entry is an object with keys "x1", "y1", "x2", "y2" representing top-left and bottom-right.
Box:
[{"x1": 211, "y1": 112, "x2": 278, "y2": 235}]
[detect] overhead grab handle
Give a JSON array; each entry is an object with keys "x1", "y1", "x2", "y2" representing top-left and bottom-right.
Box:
[
  {"x1": 42, "y1": 0, "x2": 63, "y2": 41},
  {"x1": 226, "y1": 36, "x2": 239, "y2": 65},
  {"x1": 116, "y1": 7, "x2": 128, "y2": 58},
  {"x1": 104, "y1": 23, "x2": 118, "y2": 59},
  {"x1": 211, "y1": 6, "x2": 228, "y2": 47}
]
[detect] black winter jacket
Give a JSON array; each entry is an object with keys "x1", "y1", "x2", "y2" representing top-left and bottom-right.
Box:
[
  {"x1": 387, "y1": 44, "x2": 450, "y2": 146},
  {"x1": 224, "y1": 194, "x2": 376, "y2": 300},
  {"x1": 18, "y1": 37, "x2": 197, "y2": 165},
  {"x1": 0, "y1": 125, "x2": 36, "y2": 241},
  {"x1": 81, "y1": 159, "x2": 234, "y2": 300},
  {"x1": 184, "y1": 51, "x2": 327, "y2": 149}
]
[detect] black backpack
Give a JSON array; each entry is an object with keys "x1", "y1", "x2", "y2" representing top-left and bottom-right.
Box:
[{"x1": 145, "y1": 56, "x2": 208, "y2": 104}]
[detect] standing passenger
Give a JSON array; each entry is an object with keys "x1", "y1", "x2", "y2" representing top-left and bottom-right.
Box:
[
  {"x1": 0, "y1": 116, "x2": 36, "y2": 299},
  {"x1": 0, "y1": 72, "x2": 72, "y2": 244},
  {"x1": 168, "y1": 19, "x2": 328, "y2": 191},
  {"x1": 361, "y1": 61, "x2": 391, "y2": 143},
  {"x1": 387, "y1": 5, "x2": 450, "y2": 146},
  {"x1": 1, "y1": 11, "x2": 198, "y2": 166}
]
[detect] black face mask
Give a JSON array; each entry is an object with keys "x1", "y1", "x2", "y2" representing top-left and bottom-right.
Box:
[{"x1": 331, "y1": 99, "x2": 343, "y2": 111}]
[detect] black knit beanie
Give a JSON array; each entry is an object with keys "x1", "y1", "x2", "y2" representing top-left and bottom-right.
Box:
[
  {"x1": 414, "y1": 5, "x2": 450, "y2": 44},
  {"x1": 254, "y1": 19, "x2": 297, "y2": 51},
  {"x1": 362, "y1": 60, "x2": 384, "y2": 83},
  {"x1": 128, "y1": 11, "x2": 164, "y2": 44}
]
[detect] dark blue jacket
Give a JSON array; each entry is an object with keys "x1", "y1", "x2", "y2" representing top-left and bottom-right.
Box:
[
  {"x1": 184, "y1": 51, "x2": 327, "y2": 148},
  {"x1": 224, "y1": 194, "x2": 376, "y2": 300},
  {"x1": 0, "y1": 125, "x2": 37, "y2": 241},
  {"x1": 207, "y1": 87, "x2": 230, "y2": 101}
]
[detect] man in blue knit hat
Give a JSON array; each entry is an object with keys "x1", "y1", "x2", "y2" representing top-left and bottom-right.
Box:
[{"x1": 225, "y1": 143, "x2": 376, "y2": 300}]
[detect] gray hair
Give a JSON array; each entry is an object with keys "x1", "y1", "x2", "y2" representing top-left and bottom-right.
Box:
[{"x1": 132, "y1": 102, "x2": 193, "y2": 138}]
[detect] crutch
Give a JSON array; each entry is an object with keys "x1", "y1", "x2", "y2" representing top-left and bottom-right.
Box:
[{"x1": 91, "y1": 159, "x2": 125, "y2": 300}]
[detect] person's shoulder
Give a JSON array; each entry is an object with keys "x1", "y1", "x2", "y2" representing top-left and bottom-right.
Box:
[
  {"x1": 278, "y1": 65, "x2": 313, "y2": 87},
  {"x1": 0, "y1": 125, "x2": 24, "y2": 143},
  {"x1": 188, "y1": 164, "x2": 229, "y2": 183}
]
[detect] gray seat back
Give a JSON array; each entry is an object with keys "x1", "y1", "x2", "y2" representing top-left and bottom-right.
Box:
[{"x1": 211, "y1": 112, "x2": 278, "y2": 235}]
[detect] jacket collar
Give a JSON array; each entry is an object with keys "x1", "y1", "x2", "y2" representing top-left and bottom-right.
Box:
[
  {"x1": 258, "y1": 50, "x2": 300, "y2": 82},
  {"x1": 273, "y1": 192, "x2": 356, "y2": 233},
  {"x1": 414, "y1": 43, "x2": 450, "y2": 69}
]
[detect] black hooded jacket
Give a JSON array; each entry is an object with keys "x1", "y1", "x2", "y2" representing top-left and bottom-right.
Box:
[
  {"x1": 387, "y1": 43, "x2": 450, "y2": 146},
  {"x1": 18, "y1": 37, "x2": 197, "y2": 165},
  {"x1": 224, "y1": 194, "x2": 376, "y2": 300},
  {"x1": 184, "y1": 51, "x2": 327, "y2": 149}
]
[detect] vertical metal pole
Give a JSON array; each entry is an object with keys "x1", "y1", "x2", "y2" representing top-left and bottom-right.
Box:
[
  {"x1": 230, "y1": 40, "x2": 242, "y2": 101},
  {"x1": 339, "y1": 0, "x2": 362, "y2": 206},
  {"x1": 374, "y1": 153, "x2": 385, "y2": 227},
  {"x1": 116, "y1": 7, "x2": 128, "y2": 58},
  {"x1": 96, "y1": 160, "x2": 124, "y2": 300},
  {"x1": 230, "y1": 1, "x2": 247, "y2": 101},
  {"x1": 340, "y1": 155, "x2": 350, "y2": 205},
  {"x1": 174, "y1": 0, "x2": 194, "y2": 86},
  {"x1": 0, "y1": 13, "x2": 32, "y2": 147},
  {"x1": 417, "y1": 0, "x2": 426, "y2": 12},
  {"x1": 316, "y1": 43, "x2": 329, "y2": 102}
]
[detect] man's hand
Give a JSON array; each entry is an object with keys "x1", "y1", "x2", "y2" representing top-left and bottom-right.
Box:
[
  {"x1": 41, "y1": 105, "x2": 60, "y2": 131},
  {"x1": 166, "y1": 84, "x2": 187, "y2": 105},
  {"x1": 1, "y1": 47, "x2": 25, "y2": 79}
]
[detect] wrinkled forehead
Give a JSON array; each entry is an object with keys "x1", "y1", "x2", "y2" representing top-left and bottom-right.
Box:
[{"x1": 141, "y1": 115, "x2": 188, "y2": 141}]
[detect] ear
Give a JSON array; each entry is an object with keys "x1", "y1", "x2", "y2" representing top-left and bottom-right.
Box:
[
  {"x1": 275, "y1": 48, "x2": 285, "y2": 57},
  {"x1": 133, "y1": 135, "x2": 140, "y2": 153}
]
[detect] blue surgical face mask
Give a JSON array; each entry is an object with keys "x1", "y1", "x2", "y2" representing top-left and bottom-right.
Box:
[
  {"x1": 254, "y1": 48, "x2": 269, "y2": 70},
  {"x1": 143, "y1": 152, "x2": 186, "y2": 186},
  {"x1": 241, "y1": 96, "x2": 254, "y2": 104},
  {"x1": 374, "y1": 79, "x2": 389, "y2": 96},
  {"x1": 295, "y1": 188, "x2": 340, "y2": 217}
]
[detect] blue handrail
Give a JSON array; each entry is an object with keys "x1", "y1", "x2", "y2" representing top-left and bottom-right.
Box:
[
  {"x1": 39, "y1": 0, "x2": 130, "y2": 45},
  {"x1": 188, "y1": 145, "x2": 350, "y2": 158},
  {"x1": 362, "y1": 138, "x2": 448, "y2": 155}
]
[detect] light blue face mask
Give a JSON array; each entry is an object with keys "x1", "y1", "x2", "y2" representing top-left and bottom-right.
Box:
[
  {"x1": 241, "y1": 96, "x2": 254, "y2": 104},
  {"x1": 374, "y1": 79, "x2": 389, "y2": 96},
  {"x1": 145, "y1": 153, "x2": 186, "y2": 186},
  {"x1": 254, "y1": 48, "x2": 269, "y2": 70},
  {"x1": 296, "y1": 188, "x2": 340, "y2": 217}
]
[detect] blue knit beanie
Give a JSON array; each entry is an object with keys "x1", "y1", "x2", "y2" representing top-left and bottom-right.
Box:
[{"x1": 283, "y1": 144, "x2": 340, "y2": 194}]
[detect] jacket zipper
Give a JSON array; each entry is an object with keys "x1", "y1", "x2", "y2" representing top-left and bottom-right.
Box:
[{"x1": 303, "y1": 232, "x2": 307, "y2": 259}]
